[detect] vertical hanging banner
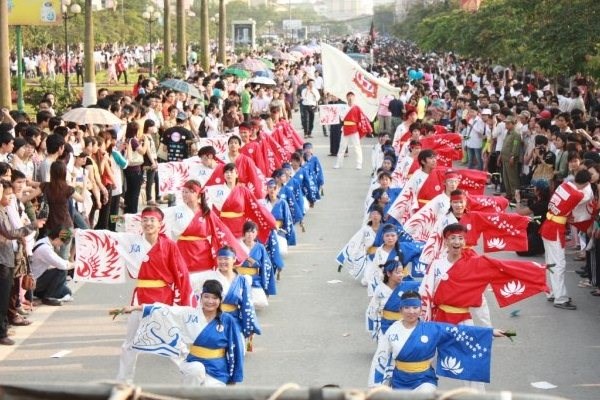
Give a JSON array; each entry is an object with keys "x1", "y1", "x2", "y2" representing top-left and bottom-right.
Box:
[{"x1": 8, "y1": 0, "x2": 63, "y2": 25}]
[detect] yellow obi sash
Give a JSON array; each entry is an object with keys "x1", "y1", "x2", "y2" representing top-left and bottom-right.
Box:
[
  {"x1": 395, "y1": 359, "x2": 432, "y2": 373},
  {"x1": 546, "y1": 212, "x2": 567, "y2": 224},
  {"x1": 221, "y1": 303, "x2": 237, "y2": 312},
  {"x1": 438, "y1": 304, "x2": 469, "y2": 313},
  {"x1": 343, "y1": 121, "x2": 356, "y2": 126},
  {"x1": 136, "y1": 279, "x2": 166, "y2": 288},
  {"x1": 179, "y1": 236, "x2": 207, "y2": 241},
  {"x1": 189, "y1": 345, "x2": 226, "y2": 359},
  {"x1": 221, "y1": 211, "x2": 244, "y2": 218},
  {"x1": 417, "y1": 199, "x2": 429, "y2": 205},
  {"x1": 381, "y1": 310, "x2": 401, "y2": 320},
  {"x1": 237, "y1": 266, "x2": 259, "y2": 276},
  {"x1": 367, "y1": 246, "x2": 377, "y2": 255}
]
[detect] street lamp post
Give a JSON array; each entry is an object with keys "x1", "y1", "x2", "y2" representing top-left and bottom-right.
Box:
[
  {"x1": 265, "y1": 20, "x2": 273, "y2": 42},
  {"x1": 62, "y1": 0, "x2": 81, "y2": 91},
  {"x1": 142, "y1": 6, "x2": 161, "y2": 77}
]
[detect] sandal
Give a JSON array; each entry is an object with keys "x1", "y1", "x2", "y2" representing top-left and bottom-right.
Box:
[
  {"x1": 591, "y1": 289, "x2": 600, "y2": 296},
  {"x1": 578, "y1": 279, "x2": 592, "y2": 288},
  {"x1": 10, "y1": 316, "x2": 31, "y2": 326}
]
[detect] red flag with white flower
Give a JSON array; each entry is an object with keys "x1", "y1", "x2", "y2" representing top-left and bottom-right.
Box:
[
  {"x1": 470, "y1": 211, "x2": 529, "y2": 252},
  {"x1": 482, "y1": 256, "x2": 549, "y2": 307},
  {"x1": 467, "y1": 194, "x2": 509, "y2": 213},
  {"x1": 456, "y1": 169, "x2": 488, "y2": 195}
]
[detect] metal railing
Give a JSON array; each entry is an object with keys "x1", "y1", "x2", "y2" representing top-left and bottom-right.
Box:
[{"x1": 0, "y1": 383, "x2": 571, "y2": 400}]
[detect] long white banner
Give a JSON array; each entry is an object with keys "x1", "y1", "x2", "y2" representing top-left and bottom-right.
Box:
[{"x1": 321, "y1": 43, "x2": 400, "y2": 120}]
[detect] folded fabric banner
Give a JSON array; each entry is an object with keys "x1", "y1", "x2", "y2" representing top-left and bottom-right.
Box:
[
  {"x1": 322, "y1": 43, "x2": 400, "y2": 120},
  {"x1": 74, "y1": 229, "x2": 152, "y2": 283}
]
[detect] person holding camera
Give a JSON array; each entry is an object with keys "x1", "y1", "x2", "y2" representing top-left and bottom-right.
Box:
[
  {"x1": 514, "y1": 181, "x2": 550, "y2": 256},
  {"x1": 528, "y1": 135, "x2": 556, "y2": 187}
]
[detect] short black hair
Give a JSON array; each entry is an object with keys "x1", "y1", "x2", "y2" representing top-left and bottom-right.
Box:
[{"x1": 46, "y1": 133, "x2": 66, "y2": 155}]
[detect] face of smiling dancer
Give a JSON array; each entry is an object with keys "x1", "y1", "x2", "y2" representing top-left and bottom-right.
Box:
[
  {"x1": 445, "y1": 233, "x2": 466, "y2": 258},
  {"x1": 141, "y1": 216, "x2": 161, "y2": 236},
  {"x1": 451, "y1": 199, "x2": 466, "y2": 216},
  {"x1": 201, "y1": 292, "x2": 221, "y2": 313},
  {"x1": 401, "y1": 304, "x2": 421, "y2": 325},
  {"x1": 217, "y1": 255, "x2": 235, "y2": 273}
]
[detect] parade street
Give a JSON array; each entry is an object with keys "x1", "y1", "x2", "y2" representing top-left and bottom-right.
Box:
[{"x1": 0, "y1": 116, "x2": 598, "y2": 400}]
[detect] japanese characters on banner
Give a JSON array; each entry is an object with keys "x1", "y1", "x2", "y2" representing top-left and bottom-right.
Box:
[
  {"x1": 322, "y1": 43, "x2": 400, "y2": 120},
  {"x1": 318, "y1": 104, "x2": 349, "y2": 126}
]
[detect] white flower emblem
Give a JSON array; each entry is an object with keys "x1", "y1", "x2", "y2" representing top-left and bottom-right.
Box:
[
  {"x1": 414, "y1": 262, "x2": 426, "y2": 274},
  {"x1": 420, "y1": 335, "x2": 429, "y2": 343},
  {"x1": 500, "y1": 280, "x2": 525, "y2": 298},
  {"x1": 440, "y1": 273, "x2": 449, "y2": 281},
  {"x1": 441, "y1": 356, "x2": 464, "y2": 375},
  {"x1": 486, "y1": 237, "x2": 506, "y2": 250},
  {"x1": 466, "y1": 223, "x2": 472, "y2": 231}
]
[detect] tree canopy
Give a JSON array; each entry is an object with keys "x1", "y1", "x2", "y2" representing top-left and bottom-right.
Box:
[{"x1": 396, "y1": 0, "x2": 600, "y2": 78}]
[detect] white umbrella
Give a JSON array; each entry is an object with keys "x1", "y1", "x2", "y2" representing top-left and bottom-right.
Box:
[
  {"x1": 249, "y1": 76, "x2": 276, "y2": 86},
  {"x1": 61, "y1": 107, "x2": 123, "y2": 125}
]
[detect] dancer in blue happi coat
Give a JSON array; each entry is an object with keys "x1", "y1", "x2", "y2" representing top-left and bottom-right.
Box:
[
  {"x1": 239, "y1": 221, "x2": 276, "y2": 304},
  {"x1": 273, "y1": 168, "x2": 304, "y2": 225},
  {"x1": 193, "y1": 246, "x2": 261, "y2": 340},
  {"x1": 123, "y1": 280, "x2": 244, "y2": 386},
  {"x1": 368, "y1": 291, "x2": 507, "y2": 392},
  {"x1": 302, "y1": 142, "x2": 324, "y2": 199}
]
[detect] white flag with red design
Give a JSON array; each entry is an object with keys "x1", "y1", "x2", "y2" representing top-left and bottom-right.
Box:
[
  {"x1": 322, "y1": 43, "x2": 400, "y2": 120},
  {"x1": 74, "y1": 230, "x2": 152, "y2": 283}
]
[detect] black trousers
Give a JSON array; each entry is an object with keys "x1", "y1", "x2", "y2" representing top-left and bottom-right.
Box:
[
  {"x1": 95, "y1": 188, "x2": 113, "y2": 230},
  {"x1": 34, "y1": 268, "x2": 71, "y2": 300},
  {"x1": 329, "y1": 124, "x2": 342, "y2": 155},
  {"x1": 0, "y1": 265, "x2": 13, "y2": 338},
  {"x1": 300, "y1": 105, "x2": 315, "y2": 136},
  {"x1": 123, "y1": 168, "x2": 144, "y2": 214}
]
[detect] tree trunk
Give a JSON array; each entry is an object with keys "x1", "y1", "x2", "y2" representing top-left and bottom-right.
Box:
[
  {"x1": 0, "y1": 0, "x2": 10, "y2": 108},
  {"x1": 164, "y1": 0, "x2": 172, "y2": 73},
  {"x1": 200, "y1": 0, "x2": 210, "y2": 71},
  {"x1": 218, "y1": 0, "x2": 226, "y2": 65},
  {"x1": 176, "y1": 0, "x2": 186, "y2": 71}
]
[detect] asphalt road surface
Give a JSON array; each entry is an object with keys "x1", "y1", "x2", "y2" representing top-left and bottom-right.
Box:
[{"x1": 0, "y1": 116, "x2": 598, "y2": 400}]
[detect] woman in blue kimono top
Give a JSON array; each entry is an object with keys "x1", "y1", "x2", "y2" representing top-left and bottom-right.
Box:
[
  {"x1": 261, "y1": 178, "x2": 296, "y2": 246},
  {"x1": 123, "y1": 280, "x2": 244, "y2": 386},
  {"x1": 336, "y1": 205, "x2": 383, "y2": 280},
  {"x1": 366, "y1": 259, "x2": 420, "y2": 340},
  {"x1": 273, "y1": 169, "x2": 304, "y2": 225},
  {"x1": 192, "y1": 247, "x2": 261, "y2": 341},
  {"x1": 302, "y1": 142, "x2": 324, "y2": 199},
  {"x1": 239, "y1": 221, "x2": 275, "y2": 308},
  {"x1": 289, "y1": 152, "x2": 319, "y2": 206},
  {"x1": 368, "y1": 291, "x2": 506, "y2": 392},
  {"x1": 363, "y1": 224, "x2": 412, "y2": 297}
]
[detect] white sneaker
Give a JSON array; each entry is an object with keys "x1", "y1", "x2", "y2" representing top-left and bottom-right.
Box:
[
  {"x1": 356, "y1": 166, "x2": 362, "y2": 170},
  {"x1": 333, "y1": 165, "x2": 340, "y2": 169},
  {"x1": 59, "y1": 294, "x2": 74, "y2": 302}
]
